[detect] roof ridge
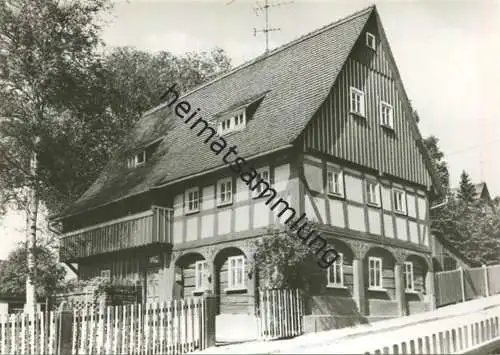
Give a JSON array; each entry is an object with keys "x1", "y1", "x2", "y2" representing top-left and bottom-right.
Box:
[{"x1": 142, "y1": 4, "x2": 375, "y2": 118}]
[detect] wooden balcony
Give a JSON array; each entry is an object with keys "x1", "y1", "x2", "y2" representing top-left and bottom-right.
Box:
[{"x1": 60, "y1": 206, "x2": 172, "y2": 262}]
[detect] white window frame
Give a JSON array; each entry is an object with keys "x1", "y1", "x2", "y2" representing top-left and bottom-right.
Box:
[
  {"x1": 252, "y1": 166, "x2": 271, "y2": 198},
  {"x1": 218, "y1": 110, "x2": 246, "y2": 135},
  {"x1": 392, "y1": 188, "x2": 407, "y2": 214},
  {"x1": 127, "y1": 150, "x2": 146, "y2": 168},
  {"x1": 327, "y1": 253, "x2": 345, "y2": 288},
  {"x1": 403, "y1": 261, "x2": 415, "y2": 292},
  {"x1": 380, "y1": 101, "x2": 394, "y2": 128},
  {"x1": 326, "y1": 167, "x2": 344, "y2": 197},
  {"x1": 366, "y1": 32, "x2": 376, "y2": 50},
  {"x1": 185, "y1": 187, "x2": 200, "y2": 214},
  {"x1": 368, "y1": 257, "x2": 383, "y2": 290},
  {"x1": 100, "y1": 269, "x2": 111, "y2": 280},
  {"x1": 365, "y1": 180, "x2": 380, "y2": 206},
  {"x1": 194, "y1": 260, "x2": 209, "y2": 292},
  {"x1": 227, "y1": 255, "x2": 246, "y2": 290},
  {"x1": 350, "y1": 87, "x2": 365, "y2": 116},
  {"x1": 217, "y1": 177, "x2": 233, "y2": 206}
]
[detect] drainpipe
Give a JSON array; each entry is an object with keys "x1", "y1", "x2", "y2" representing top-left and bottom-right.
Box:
[{"x1": 429, "y1": 196, "x2": 449, "y2": 210}]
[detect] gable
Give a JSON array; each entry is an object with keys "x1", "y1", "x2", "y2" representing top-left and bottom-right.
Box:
[{"x1": 301, "y1": 11, "x2": 433, "y2": 189}]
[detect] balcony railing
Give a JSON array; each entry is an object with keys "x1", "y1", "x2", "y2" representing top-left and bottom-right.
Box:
[{"x1": 60, "y1": 206, "x2": 173, "y2": 262}]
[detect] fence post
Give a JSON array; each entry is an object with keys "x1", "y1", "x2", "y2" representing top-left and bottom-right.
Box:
[
  {"x1": 483, "y1": 265, "x2": 489, "y2": 297},
  {"x1": 459, "y1": 267, "x2": 465, "y2": 303},
  {"x1": 202, "y1": 295, "x2": 217, "y2": 349},
  {"x1": 56, "y1": 301, "x2": 73, "y2": 355}
]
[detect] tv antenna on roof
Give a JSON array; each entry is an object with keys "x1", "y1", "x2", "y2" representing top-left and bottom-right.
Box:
[{"x1": 227, "y1": 0, "x2": 293, "y2": 53}]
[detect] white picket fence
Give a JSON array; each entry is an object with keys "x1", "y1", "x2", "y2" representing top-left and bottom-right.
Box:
[
  {"x1": 72, "y1": 297, "x2": 212, "y2": 355},
  {"x1": 351, "y1": 303, "x2": 500, "y2": 354},
  {"x1": 0, "y1": 311, "x2": 57, "y2": 355},
  {"x1": 257, "y1": 288, "x2": 304, "y2": 340}
]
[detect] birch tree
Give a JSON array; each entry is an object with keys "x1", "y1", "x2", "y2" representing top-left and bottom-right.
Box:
[{"x1": 0, "y1": 0, "x2": 111, "y2": 312}]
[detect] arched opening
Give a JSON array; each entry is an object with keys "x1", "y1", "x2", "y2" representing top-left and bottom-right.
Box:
[
  {"x1": 213, "y1": 247, "x2": 248, "y2": 315},
  {"x1": 405, "y1": 254, "x2": 430, "y2": 315},
  {"x1": 174, "y1": 253, "x2": 206, "y2": 299},
  {"x1": 363, "y1": 247, "x2": 396, "y2": 318},
  {"x1": 315, "y1": 239, "x2": 355, "y2": 294}
]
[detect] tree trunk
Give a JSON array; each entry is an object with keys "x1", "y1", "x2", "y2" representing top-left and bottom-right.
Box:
[{"x1": 25, "y1": 147, "x2": 38, "y2": 314}]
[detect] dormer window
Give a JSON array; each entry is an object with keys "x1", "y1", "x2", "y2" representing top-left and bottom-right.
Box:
[
  {"x1": 127, "y1": 150, "x2": 146, "y2": 168},
  {"x1": 218, "y1": 110, "x2": 246, "y2": 135},
  {"x1": 366, "y1": 32, "x2": 376, "y2": 50}
]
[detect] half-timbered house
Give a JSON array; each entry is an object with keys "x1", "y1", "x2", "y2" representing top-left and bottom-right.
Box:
[{"x1": 53, "y1": 5, "x2": 456, "y2": 331}]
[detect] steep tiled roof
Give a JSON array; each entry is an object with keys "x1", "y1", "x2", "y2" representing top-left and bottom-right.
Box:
[{"x1": 59, "y1": 6, "x2": 376, "y2": 218}]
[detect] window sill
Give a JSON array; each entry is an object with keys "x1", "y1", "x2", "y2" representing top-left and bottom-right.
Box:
[
  {"x1": 326, "y1": 284, "x2": 347, "y2": 289},
  {"x1": 367, "y1": 202, "x2": 381, "y2": 208},
  {"x1": 381, "y1": 123, "x2": 394, "y2": 131},
  {"x1": 217, "y1": 200, "x2": 233, "y2": 208},
  {"x1": 184, "y1": 209, "x2": 200, "y2": 216},
  {"x1": 350, "y1": 111, "x2": 366, "y2": 119},
  {"x1": 394, "y1": 210, "x2": 407, "y2": 216},
  {"x1": 368, "y1": 287, "x2": 387, "y2": 292},
  {"x1": 327, "y1": 192, "x2": 345, "y2": 200},
  {"x1": 192, "y1": 289, "x2": 208, "y2": 296},
  {"x1": 405, "y1": 289, "x2": 419, "y2": 294},
  {"x1": 224, "y1": 287, "x2": 247, "y2": 293}
]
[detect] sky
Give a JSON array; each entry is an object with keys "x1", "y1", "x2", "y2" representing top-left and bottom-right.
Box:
[{"x1": 1, "y1": 0, "x2": 499, "y2": 259}]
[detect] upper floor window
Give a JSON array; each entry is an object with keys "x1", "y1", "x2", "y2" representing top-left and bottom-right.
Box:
[
  {"x1": 127, "y1": 150, "x2": 146, "y2": 168},
  {"x1": 253, "y1": 166, "x2": 271, "y2": 198},
  {"x1": 350, "y1": 87, "x2": 365, "y2": 116},
  {"x1": 368, "y1": 257, "x2": 383, "y2": 290},
  {"x1": 393, "y1": 188, "x2": 407, "y2": 214},
  {"x1": 218, "y1": 110, "x2": 246, "y2": 135},
  {"x1": 403, "y1": 261, "x2": 415, "y2": 292},
  {"x1": 366, "y1": 180, "x2": 380, "y2": 206},
  {"x1": 185, "y1": 187, "x2": 200, "y2": 214},
  {"x1": 366, "y1": 32, "x2": 376, "y2": 50},
  {"x1": 228, "y1": 255, "x2": 246, "y2": 290},
  {"x1": 380, "y1": 101, "x2": 394, "y2": 128},
  {"x1": 217, "y1": 177, "x2": 233, "y2": 206},
  {"x1": 327, "y1": 253, "x2": 344, "y2": 287},
  {"x1": 327, "y1": 167, "x2": 344, "y2": 197},
  {"x1": 195, "y1": 260, "x2": 209, "y2": 291}
]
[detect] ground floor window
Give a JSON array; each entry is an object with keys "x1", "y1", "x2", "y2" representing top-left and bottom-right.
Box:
[
  {"x1": 368, "y1": 256, "x2": 383, "y2": 289},
  {"x1": 403, "y1": 261, "x2": 415, "y2": 292},
  {"x1": 228, "y1": 255, "x2": 245, "y2": 289},
  {"x1": 327, "y1": 252, "x2": 344, "y2": 287},
  {"x1": 195, "y1": 260, "x2": 209, "y2": 291}
]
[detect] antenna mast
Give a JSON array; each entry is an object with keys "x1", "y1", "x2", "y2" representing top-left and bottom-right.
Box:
[{"x1": 252, "y1": 0, "x2": 293, "y2": 53}]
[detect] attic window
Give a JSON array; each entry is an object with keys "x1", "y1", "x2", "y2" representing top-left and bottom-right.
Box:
[
  {"x1": 218, "y1": 110, "x2": 246, "y2": 135},
  {"x1": 366, "y1": 32, "x2": 376, "y2": 50},
  {"x1": 127, "y1": 150, "x2": 146, "y2": 168}
]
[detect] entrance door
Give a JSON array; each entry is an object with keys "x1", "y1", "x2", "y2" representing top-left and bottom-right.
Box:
[{"x1": 145, "y1": 268, "x2": 160, "y2": 304}]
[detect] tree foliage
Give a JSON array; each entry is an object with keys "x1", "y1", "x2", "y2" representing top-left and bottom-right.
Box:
[
  {"x1": 0, "y1": 0, "x2": 233, "y2": 216},
  {"x1": 457, "y1": 170, "x2": 476, "y2": 203},
  {"x1": 253, "y1": 227, "x2": 317, "y2": 290},
  {"x1": 0, "y1": 242, "x2": 66, "y2": 299},
  {"x1": 423, "y1": 135, "x2": 450, "y2": 199}
]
